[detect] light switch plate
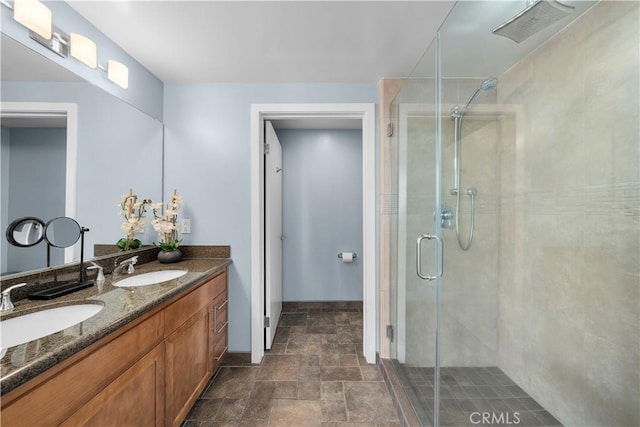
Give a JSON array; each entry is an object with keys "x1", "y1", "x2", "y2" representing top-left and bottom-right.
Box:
[{"x1": 181, "y1": 219, "x2": 191, "y2": 234}]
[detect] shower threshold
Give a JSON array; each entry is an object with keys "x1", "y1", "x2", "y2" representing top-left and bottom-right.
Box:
[{"x1": 391, "y1": 362, "x2": 564, "y2": 426}]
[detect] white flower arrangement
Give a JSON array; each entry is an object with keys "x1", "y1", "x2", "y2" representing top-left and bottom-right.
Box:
[
  {"x1": 151, "y1": 189, "x2": 183, "y2": 251},
  {"x1": 117, "y1": 189, "x2": 150, "y2": 250}
]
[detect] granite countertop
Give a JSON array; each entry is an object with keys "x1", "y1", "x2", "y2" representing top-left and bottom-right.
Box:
[{"x1": 0, "y1": 257, "x2": 232, "y2": 396}]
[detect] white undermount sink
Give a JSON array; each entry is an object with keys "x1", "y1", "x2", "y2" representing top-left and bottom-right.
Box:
[
  {"x1": 0, "y1": 303, "x2": 104, "y2": 350},
  {"x1": 113, "y1": 269, "x2": 187, "y2": 288}
]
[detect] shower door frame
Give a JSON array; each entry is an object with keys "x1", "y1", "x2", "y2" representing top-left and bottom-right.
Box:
[
  {"x1": 394, "y1": 33, "x2": 445, "y2": 426},
  {"x1": 393, "y1": 38, "x2": 444, "y2": 427}
]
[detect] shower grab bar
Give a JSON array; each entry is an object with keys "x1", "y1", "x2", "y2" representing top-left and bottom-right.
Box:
[{"x1": 416, "y1": 234, "x2": 443, "y2": 281}]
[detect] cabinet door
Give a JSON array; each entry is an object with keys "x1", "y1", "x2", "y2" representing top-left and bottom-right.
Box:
[
  {"x1": 62, "y1": 343, "x2": 165, "y2": 427},
  {"x1": 2, "y1": 312, "x2": 164, "y2": 426},
  {"x1": 165, "y1": 308, "x2": 211, "y2": 427}
]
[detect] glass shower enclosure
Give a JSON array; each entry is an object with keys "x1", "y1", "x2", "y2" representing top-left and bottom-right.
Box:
[{"x1": 389, "y1": 1, "x2": 639, "y2": 426}]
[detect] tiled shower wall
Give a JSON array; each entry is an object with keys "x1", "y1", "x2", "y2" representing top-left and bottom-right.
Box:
[
  {"x1": 439, "y1": 87, "x2": 499, "y2": 368},
  {"x1": 496, "y1": 2, "x2": 639, "y2": 425}
]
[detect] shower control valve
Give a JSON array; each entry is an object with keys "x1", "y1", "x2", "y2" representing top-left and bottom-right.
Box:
[{"x1": 436, "y1": 203, "x2": 455, "y2": 229}]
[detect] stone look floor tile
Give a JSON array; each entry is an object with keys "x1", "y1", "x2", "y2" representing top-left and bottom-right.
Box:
[
  {"x1": 243, "y1": 382, "x2": 276, "y2": 420},
  {"x1": 272, "y1": 381, "x2": 298, "y2": 399},
  {"x1": 269, "y1": 399, "x2": 322, "y2": 426},
  {"x1": 360, "y1": 366, "x2": 383, "y2": 381},
  {"x1": 321, "y1": 382, "x2": 345, "y2": 401},
  {"x1": 344, "y1": 382, "x2": 398, "y2": 423},
  {"x1": 214, "y1": 398, "x2": 247, "y2": 421},
  {"x1": 321, "y1": 366, "x2": 363, "y2": 382},
  {"x1": 186, "y1": 304, "x2": 397, "y2": 427},
  {"x1": 204, "y1": 367, "x2": 260, "y2": 398},
  {"x1": 297, "y1": 381, "x2": 321, "y2": 400},
  {"x1": 186, "y1": 399, "x2": 223, "y2": 420},
  {"x1": 339, "y1": 354, "x2": 359, "y2": 367},
  {"x1": 321, "y1": 400, "x2": 348, "y2": 422}
]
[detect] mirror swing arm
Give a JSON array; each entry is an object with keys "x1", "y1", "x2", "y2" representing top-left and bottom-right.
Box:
[
  {"x1": 78, "y1": 226, "x2": 90, "y2": 286},
  {"x1": 5, "y1": 216, "x2": 94, "y2": 299}
]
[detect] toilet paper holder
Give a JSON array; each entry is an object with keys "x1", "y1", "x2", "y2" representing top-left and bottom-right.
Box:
[{"x1": 337, "y1": 252, "x2": 357, "y2": 259}]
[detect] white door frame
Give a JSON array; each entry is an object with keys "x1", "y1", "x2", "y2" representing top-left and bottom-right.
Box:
[
  {"x1": 1, "y1": 102, "x2": 78, "y2": 263},
  {"x1": 250, "y1": 103, "x2": 377, "y2": 364}
]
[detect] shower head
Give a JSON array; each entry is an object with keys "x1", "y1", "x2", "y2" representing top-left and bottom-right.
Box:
[
  {"x1": 480, "y1": 77, "x2": 499, "y2": 91},
  {"x1": 493, "y1": 0, "x2": 575, "y2": 43},
  {"x1": 451, "y1": 77, "x2": 499, "y2": 117}
]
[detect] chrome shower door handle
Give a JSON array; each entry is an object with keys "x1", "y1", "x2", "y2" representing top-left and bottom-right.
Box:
[{"x1": 416, "y1": 234, "x2": 443, "y2": 281}]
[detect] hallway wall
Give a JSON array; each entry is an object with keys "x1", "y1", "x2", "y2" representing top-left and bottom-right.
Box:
[{"x1": 278, "y1": 128, "x2": 363, "y2": 302}]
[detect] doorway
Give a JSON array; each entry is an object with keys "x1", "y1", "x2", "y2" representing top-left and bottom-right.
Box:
[
  {"x1": 250, "y1": 103, "x2": 376, "y2": 364},
  {"x1": 0, "y1": 102, "x2": 78, "y2": 272}
]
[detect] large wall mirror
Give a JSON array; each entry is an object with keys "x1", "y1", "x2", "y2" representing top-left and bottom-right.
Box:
[{"x1": 1, "y1": 34, "x2": 163, "y2": 275}]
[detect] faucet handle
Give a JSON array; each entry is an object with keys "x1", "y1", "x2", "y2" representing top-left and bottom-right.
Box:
[
  {"x1": 2, "y1": 283, "x2": 27, "y2": 296},
  {"x1": 127, "y1": 256, "x2": 138, "y2": 273},
  {"x1": 1, "y1": 283, "x2": 27, "y2": 312},
  {"x1": 87, "y1": 263, "x2": 105, "y2": 281}
]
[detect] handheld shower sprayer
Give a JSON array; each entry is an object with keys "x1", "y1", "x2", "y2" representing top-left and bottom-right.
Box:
[{"x1": 449, "y1": 78, "x2": 497, "y2": 250}]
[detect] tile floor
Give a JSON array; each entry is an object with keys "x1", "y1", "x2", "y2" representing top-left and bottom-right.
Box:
[
  {"x1": 398, "y1": 366, "x2": 563, "y2": 427},
  {"x1": 184, "y1": 302, "x2": 400, "y2": 427}
]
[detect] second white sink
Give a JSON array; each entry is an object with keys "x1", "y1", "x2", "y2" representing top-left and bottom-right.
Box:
[
  {"x1": 1, "y1": 303, "x2": 104, "y2": 350},
  {"x1": 113, "y1": 269, "x2": 187, "y2": 288}
]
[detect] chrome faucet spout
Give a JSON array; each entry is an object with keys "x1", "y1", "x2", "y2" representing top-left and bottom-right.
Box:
[
  {"x1": 1, "y1": 283, "x2": 27, "y2": 312},
  {"x1": 112, "y1": 256, "x2": 138, "y2": 279}
]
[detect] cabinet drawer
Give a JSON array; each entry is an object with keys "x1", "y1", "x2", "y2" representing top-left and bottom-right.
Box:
[
  {"x1": 212, "y1": 292, "x2": 228, "y2": 334},
  {"x1": 212, "y1": 327, "x2": 228, "y2": 368},
  {"x1": 165, "y1": 270, "x2": 226, "y2": 335},
  {"x1": 211, "y1": 270, "x2": 226, "y2": 299}
]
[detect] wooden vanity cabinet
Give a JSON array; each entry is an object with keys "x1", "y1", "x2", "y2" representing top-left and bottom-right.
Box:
[
  {"x1": 0, "y1": 268, "x2": 228, "y2": 427},
  {"x1": 0, "y1": 311, "x2": 165, "y2": 426},
  {"x1": 164, "y1": 269, "x2": 227, "y2": 427}
]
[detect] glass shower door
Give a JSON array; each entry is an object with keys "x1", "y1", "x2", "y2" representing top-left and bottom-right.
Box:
[{"x1": 391, "y1": 38, "x2": 444, "y2": 426}]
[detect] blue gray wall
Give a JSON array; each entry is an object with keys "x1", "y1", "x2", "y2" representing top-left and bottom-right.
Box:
[
  {"x1": 2, "y1": 82, "x2": 164, "y2": 259},
  {"x1": 163, "y1": 82, "x2": 377, "y2": 352},
  {"x1": 3, "y1": 128, "x2": 66, "y2": 273},
  {"x1": 278, "y1": 129, "x2": 363, "y2": 302},
  {"x1": 1, "y1": 3, "x2": 163, "y2": 120}
]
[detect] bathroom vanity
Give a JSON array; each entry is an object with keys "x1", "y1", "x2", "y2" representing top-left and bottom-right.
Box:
[{"x1": 0, "y1": 255, "x2": 231, "y2": 427}]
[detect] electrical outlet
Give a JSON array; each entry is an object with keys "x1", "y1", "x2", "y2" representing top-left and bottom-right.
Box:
[{"x1": 181, "y1": 219, "x2": 191, "y2": 234}]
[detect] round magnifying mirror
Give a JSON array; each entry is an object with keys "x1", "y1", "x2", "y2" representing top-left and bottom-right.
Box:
[
  {"x1": 45, "y1": 217, "x2": 82, "y2": 248},
  {"x1": 5, "y1": 217, "x2": 46, "y2": 247}
]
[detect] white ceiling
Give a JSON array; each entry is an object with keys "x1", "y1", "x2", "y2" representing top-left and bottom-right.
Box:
[{"x1": 67, "y1": 1, "x2": 457, "y2": 83}]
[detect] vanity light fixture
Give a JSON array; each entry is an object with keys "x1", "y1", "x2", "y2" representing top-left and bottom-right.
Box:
[
  {"x1": 2, "y1": 0, "x2": 68, "y2": 58},
  {"x1": 99, "y1": 60, "x2": 128, "y2": 89},
  {"x1": 2, "y1": 0, "x2": 129, "y2": 89},
  {"x1": 70, "y1": 33, "x2": 97, "y2": 68},
  {"x1": 13, "y1": 0, "x2": 52, "y2": 40}
]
